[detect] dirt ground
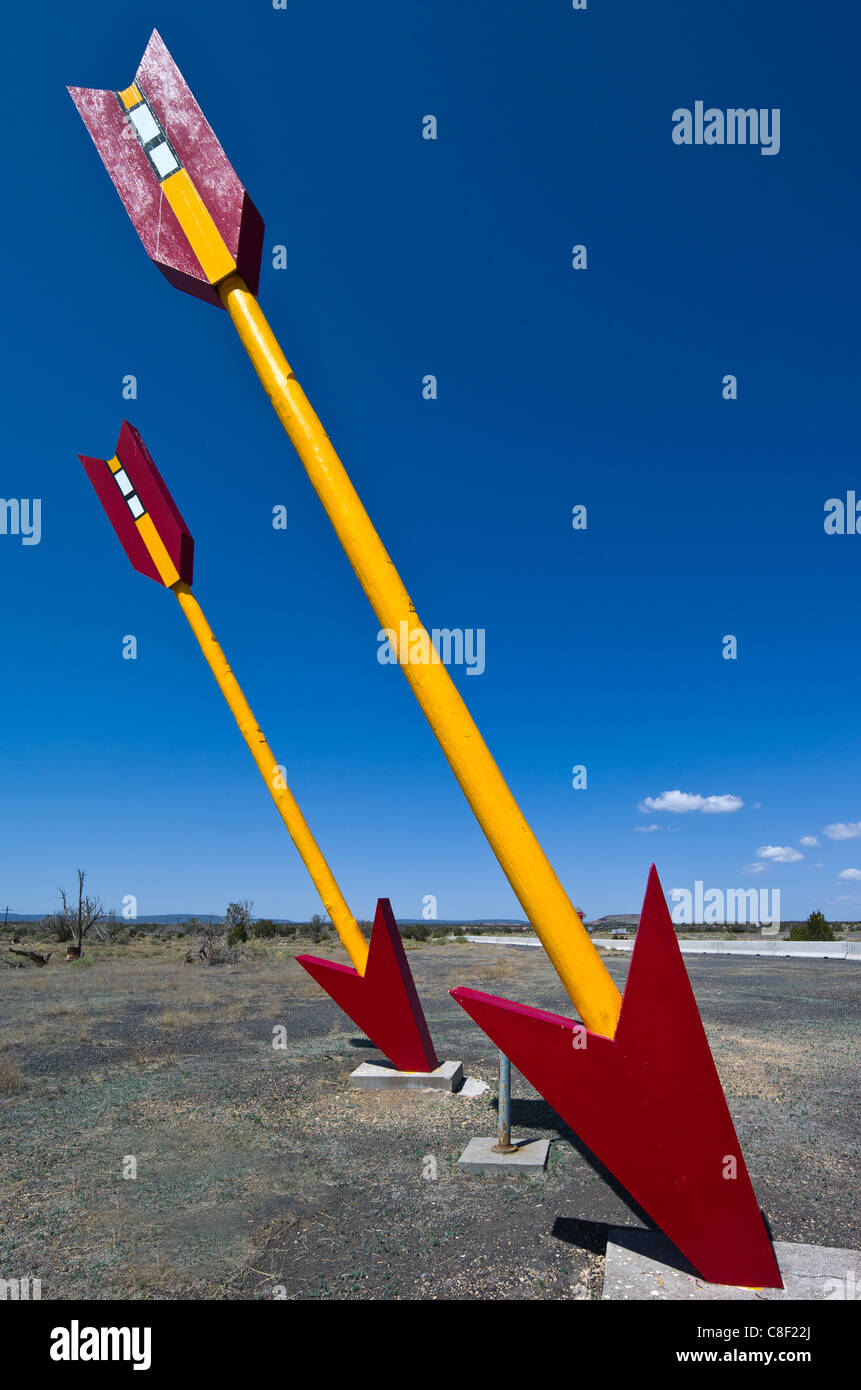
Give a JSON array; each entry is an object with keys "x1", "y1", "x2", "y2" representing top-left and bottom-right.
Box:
[{"x1": 0, "y1": 935, "x2": 857, "y2": 1300}]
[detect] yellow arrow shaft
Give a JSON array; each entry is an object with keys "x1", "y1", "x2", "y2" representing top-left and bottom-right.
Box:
[
  {"x1": 173, "y1": 581, "x2": 369, "y2": 974},
  {"x1": 218, "y1": 275, "x2": 621, "y2": 1037}
]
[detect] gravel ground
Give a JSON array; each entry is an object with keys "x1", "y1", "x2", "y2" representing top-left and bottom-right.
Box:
[{"x1": 0, "y1": 936, "x2": 857, "y2": 1299}]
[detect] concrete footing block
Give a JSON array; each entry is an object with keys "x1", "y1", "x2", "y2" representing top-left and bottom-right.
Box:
[
  {"x1": 348, "y1": 1059, "x2": 464, "y2": 1092},
  {"x1": 602, "y1": 1228, "x2": 860, "y2": 1300},
  {"x1": 458, "y1": 1135, "x2": 550, "y2": 1175}
]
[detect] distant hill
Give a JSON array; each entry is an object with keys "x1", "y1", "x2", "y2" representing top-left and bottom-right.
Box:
[{"x1": 589, "y1": 914, "x2": 639, "y2": 931}]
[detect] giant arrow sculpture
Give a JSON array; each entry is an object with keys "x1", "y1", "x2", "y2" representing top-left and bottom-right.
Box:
[
  {"x1": 80, "y1": 421, "x2": 438, "y2": 1074},
  {"x1": 454, "y1": 867, "x2": 782, "y2": 1289},
  {"x1": 70, "y1": 33, "x2": 782, "y2": 1286}
]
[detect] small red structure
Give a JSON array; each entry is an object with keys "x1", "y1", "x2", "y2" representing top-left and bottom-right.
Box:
[
  {"x1": 452, "y1": 866, "x2": 783, "y2": 1290},
  {"x1": 297, "y1": 900, "x2": 439, "y2": 1075}
]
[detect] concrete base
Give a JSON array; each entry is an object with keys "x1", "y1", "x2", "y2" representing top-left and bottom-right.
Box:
[
  {"x1": 459, "y1": 1076, "x2": 491, "y2": 1098},
  {"x1": 458, "y1": 1135, "x2": 550, "y2": 1175},
  {"x1": 348, "y1": 1059, "x2": 463, "y2": 1092},
  {"x1": 602, "y1": 1228, "x2": 860, "y2": 1300}
]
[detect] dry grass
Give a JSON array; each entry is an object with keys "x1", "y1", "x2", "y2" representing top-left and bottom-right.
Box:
[
  {"x1": 0, "y1": 1057, "x2": 25, "y2": 1095},
  {"x1": 156, "y1": 1007, "x2": 206, "y2": 1029},
  {"x1": 440, "y1": 947, "x2": 543, "y2": 992},
  {"x1": 0, "y1": 935, "x2": 856, "y2": 1301}
]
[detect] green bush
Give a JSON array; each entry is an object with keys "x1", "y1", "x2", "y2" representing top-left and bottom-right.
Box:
[
  {"x1": 225, "y1": 900, "x2": 252, "y2": 945},
  {"x1": 401, "y1": 923, "x2": 431, "y2": 942},
  {"x1": 789, "y1": 910, "x2": 835, "y2": 942}
]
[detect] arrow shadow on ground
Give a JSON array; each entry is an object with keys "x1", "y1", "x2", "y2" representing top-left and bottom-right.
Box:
[
  {"x1": 503, "y1": 1096, "x2": 656, "y2": 1222},
  {"x1": 549, "y1": 1217, "x2": 700, "y2": 1277}
]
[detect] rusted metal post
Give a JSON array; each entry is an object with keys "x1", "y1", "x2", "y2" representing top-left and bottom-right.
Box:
[{"x1": 492, "y1": 1050, "x2": 518, "y2": 1154}]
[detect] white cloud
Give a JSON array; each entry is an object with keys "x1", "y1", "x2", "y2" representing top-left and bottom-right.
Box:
[
  {"x1": 635, "y1": 824, "x2": 660, "y2": 833},
  {"x1": 756, "y1": 845, "x2": 804, "y2": 864},
  {"x1": 838, "y1": 868, "x2": 861, "y2": 881},
  {"x1": 638, "y1": 789, "x2": 744, "y2": 815},
  {"x1": 799, "y1": 835, "x2": 819, "y2": 847},
  {"x1": 741, "y1": 862, "x2": 768, "y2": 876},
  {"x1": 823, "y1": 821, "x2": 861, "y2": 840},
  {"x1": 701, "y1": 794, "x2": 745, "y2": 814}
]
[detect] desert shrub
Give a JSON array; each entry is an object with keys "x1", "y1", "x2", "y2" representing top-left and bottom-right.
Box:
[
  {"x1": 44, "y1": 912, "x2": 72, "y2": 944},
  {"x1": 251, "y1": 919, "x2": 298, "y2": 939},
  {"x1": 790, "y1": 911, "x2": 835, "y2": 942},
  {"x1": 186, "y1": 919, "x2": 243, "y2": 966},
  {"x1": 309, "y1": 914, "x2": 330, "y2": 944},
  {"x1": 402, "y1": 923, "x2": 430, "y2": 942},
  {"x1": 225, "y1": 900, "x2": 253, "y2": 943}
]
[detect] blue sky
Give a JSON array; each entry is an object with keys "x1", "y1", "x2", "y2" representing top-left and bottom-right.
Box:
[{"x1": 0, "y1": 0, "x2": 859, "y2": 923}]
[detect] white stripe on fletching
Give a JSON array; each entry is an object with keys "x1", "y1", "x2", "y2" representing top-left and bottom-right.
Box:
[
  {"x1": 121, "y1": 92, "x2": 183, "y2": 183},
  {"x1": 114, "y1": 469, "x2": 134, "y2": 497},
  {"x1": 128, "y1": 103, "x2": 160, "y2": 145},
  {"x1": 128, "y1": 494, "x2": 145, "y2": 520},
  {"x1": 150, "y1": 141, "x2": 180, "y2": 179}
]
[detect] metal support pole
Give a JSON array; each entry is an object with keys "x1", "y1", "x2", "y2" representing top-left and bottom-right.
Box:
[
  {"x1": 492, "y1": 1050, "x2": 518, "y2": 1154},
  {"x1": 216, "y1": 275, "x2": 623, "y2": 1041},
  {"x1": 173, "y1": 582, "x2": 369, "y2": 974}
]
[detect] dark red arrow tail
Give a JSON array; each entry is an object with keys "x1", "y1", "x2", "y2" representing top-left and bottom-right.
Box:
[
  {"x1": 452, "y1": 866, "x2": 783, "y2": 1289},
  {"x1": 80, "y1": 421, "x2": 194, "y2": 587},
  {"x1": 297, "y1": 898, "x2": 438, "y2": 1074},
  {"x1": 69, "y1": 30, "x2": 263, "y2": 304}
]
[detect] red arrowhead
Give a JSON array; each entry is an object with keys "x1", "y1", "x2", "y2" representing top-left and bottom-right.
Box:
[
  {"x1": 296, "y1": 899, "x2": 438, "y2": 1074},
  {"x1": 451, "y1": 865, "x2": 783, "y2": 1289}
]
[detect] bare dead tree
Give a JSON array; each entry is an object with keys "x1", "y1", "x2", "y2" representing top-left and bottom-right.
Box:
[
  {"x1": 94, "y1": 909, "x2": 121, "y2": 943},
  {"x1": 45, "y1": 870, "x2": 105, "y2": 956}
]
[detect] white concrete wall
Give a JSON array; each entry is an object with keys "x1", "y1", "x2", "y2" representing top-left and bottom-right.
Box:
[{"x1": 463, "y1": 935, "x2": 861, "y2": 960}]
